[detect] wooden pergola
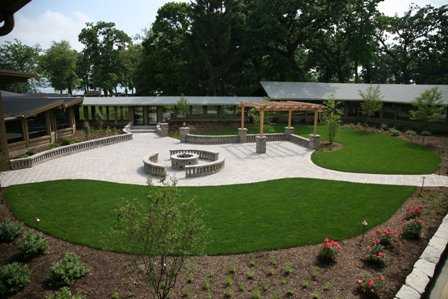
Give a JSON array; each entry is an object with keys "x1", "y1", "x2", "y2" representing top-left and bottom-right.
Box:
[{"x1": 240, "y1": 101, "x2": 324, "y2": 135}]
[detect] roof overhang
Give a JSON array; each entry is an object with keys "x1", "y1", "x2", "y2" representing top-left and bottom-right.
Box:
[{"x1": 0, "y1": 0, "x2": 31, "y2": 36}]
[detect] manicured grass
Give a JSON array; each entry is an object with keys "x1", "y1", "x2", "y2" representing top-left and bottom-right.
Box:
[
  {"x1": 297, "y1": 125, "x2": 441, "y2": 174},
  {"x1": 193, "y1": 124, "x2": 441, "y2": 174},
  {"x1": 5, "y1": 179, "x2": 414, "y2": 255}
]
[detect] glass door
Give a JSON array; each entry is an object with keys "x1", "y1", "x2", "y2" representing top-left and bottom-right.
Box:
[
  {"x1": 147, "y1": 106, "x2": 158, "y2": 125},
  {"x1": 133, "y1": 107, "x2": 144, "y2": 125}
]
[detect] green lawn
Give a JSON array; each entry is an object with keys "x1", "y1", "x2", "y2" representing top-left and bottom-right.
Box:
[
  {"x1": 192, "y1": 124, "x2": 440, "y2": 174},
  {"x1": 5, "y1": 179, "x2": 415, "y2": 255}
]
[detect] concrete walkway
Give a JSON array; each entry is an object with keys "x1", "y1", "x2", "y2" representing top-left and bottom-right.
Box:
[{"x1": 1, "y1": 133, "x2": 447, "y2": 187}]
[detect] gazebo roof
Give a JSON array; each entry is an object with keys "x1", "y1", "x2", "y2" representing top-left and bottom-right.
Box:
[{"x1": 240, "y1": 100, "x2": 324, "y2": 112}]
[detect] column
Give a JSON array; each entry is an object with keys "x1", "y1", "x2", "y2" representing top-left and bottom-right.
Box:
[
  {"x1": 285, "y1": 110, "x2": 294, "y2": 135},
  {"x1": 240, "y1": 105, "x2": 245, "y2": 129},
  {"x1": 21, "y1": 118, "x2": 30, "y2": 146},
  {"x1": 259, "y1": 109, "x2": 265, "y2": 134}
]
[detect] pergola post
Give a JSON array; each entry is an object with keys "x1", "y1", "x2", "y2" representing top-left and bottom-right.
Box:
[
  {"x1": 259, "y1": 108, "x2": 265, "y2": 134},
  {"x1": 313, "y1": 111, "x2": 318, "y2": 135},
  {"x1": 288, "y1": 110, "x2": 292, "y2": 128},
  {"x1": 240, "y1": 104, "x2": 245, "y2": 129}
]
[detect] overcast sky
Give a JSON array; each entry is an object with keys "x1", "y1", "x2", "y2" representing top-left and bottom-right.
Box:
[{"x1": 0, "y1": 0, "x2": 446, "y2": 51}]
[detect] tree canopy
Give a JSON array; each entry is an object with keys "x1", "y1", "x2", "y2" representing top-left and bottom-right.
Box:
[{"x1": 1, "y1": 2, "x2": 447, "y2": 96}]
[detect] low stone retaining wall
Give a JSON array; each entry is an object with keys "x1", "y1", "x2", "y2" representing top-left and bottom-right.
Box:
[
  {"x1": 395, "y1": 214, "x2": 448, "y2": 299},
  {"x1": 288, "y1": 134, "x2": 311, "y2": 148},
  {"x1": 185, "y1": 134, "x2": 240, "y2": 145},
  {"x1": 10, "y1": 133, "x2": 133, "y2": 170},
  {"x1": 185, "y1": 133, "x2": 288, "y2": 145},
  {"x1": 183, "y1": 131, "x2": 320, "y2": 149},
  {"x1": 186, "y1": 159, "x2": 225, "y2": 178},
  {"x1": 142, "y1": 153, "x2": 167, "y2": 177},
  {"x1": 169, "y1": 149, "x2": 219, "y2": 161}
]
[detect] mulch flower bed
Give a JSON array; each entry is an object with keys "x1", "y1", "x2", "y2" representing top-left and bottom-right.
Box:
[{"x1": 1, "y1": 187, "x2": 447, "y2": 298}]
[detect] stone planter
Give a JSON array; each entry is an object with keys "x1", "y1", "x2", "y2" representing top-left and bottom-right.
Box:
[
  {"x1": 238, "y1": 128, "x2": 248, "y2": 143},
  {"x1": 256, "y1": 135, "x2": 267, "y2": 154}
]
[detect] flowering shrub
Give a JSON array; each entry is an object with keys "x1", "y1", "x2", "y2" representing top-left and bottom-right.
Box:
[
  {"x1": 375, "y1": 228, "x2": 395, "y2": 247},
  {"x1": 404, "y1": 205, "x2": 423, "y2": 220},
  {"x1": 318, "y1": 238, "x2": 342, "y2": 264},
  {"x1": 357, "y1": 275, "x2": 385, "y2": 297},
  {"x1": 365, "y1": 240, "x2": 385, "y2": 268},
  {"x1": 401, "y1": 219, "x2": 423, "y2": 240}
]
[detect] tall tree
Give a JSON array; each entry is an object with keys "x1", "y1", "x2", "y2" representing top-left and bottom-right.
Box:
[
  {"x1": 40, "y1": 41, "x2": 79, "y2": 94},
  {"x1": 78, "y1": 21, "x2": 132, "y2": 95},
  {"x1": 189, "y1": 0, "x2": 248, "y2": 95},
  {"x1": 119, "y1": 44, "x2": 142, "y2": 95},
  {"x1": 376, "y1": 5, "x2": 442, "y2": 84},
  {"x1": 136, "y1": 2, "x2": 192, "y2": 96},
  {"x1": 0, "y1": 39, "x2": 41, "y2": 92}
]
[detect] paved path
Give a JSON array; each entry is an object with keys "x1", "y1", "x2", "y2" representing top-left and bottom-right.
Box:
[{"x1": 1, "y1": 133, "x2": 447, "y2": 187}]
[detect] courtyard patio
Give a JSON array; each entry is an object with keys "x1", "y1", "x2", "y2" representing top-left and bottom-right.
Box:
[{"x1": 1, "y1": 132, "x2": 447, "y2": 188}]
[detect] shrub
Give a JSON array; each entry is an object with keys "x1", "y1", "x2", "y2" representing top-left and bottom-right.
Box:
[
  {"x1": 0, "y1": 262, "x2": 31, "y2": 296},
  {"x1": 405, "y1": 130, "x2": 417, "y2": 137},
  {"x1": 282, "y1": 263, "x2": 294, "y2": 276},
  {"x1": 18, "y1": 232, "x2": 48, "y2": 259},
  {"x1": 380, "y1": 123, "x2": 388, "y2": 130},
  {"x1": 365, "y1": 240, "x2": 385, "y2": 268},
  {"x1": 388, "y1": 128, "x2": 400, "y2": 137},
  {"x1": 421, "y1": 130, "x2": 432, "y2": 136},
  {"x1": 60, "y1": 139, "x2": 72, "y2": 146},
  {"x1": 318, "y1": 238, "x2": 342, "y2": 264},
  {"x1": 46, "y1": 287, "x2": 86, "y2": 299},
  {"x1": 401, "y1": 219, "x2": 423, "y2": 240},
  {"x1": 48, "y1": 253, "x2": 89, "y2": 287},
  {"x1": 375, "y1": 228, "x2": 395, "y2": 247},
  {"x1": 0, "y1": 220, "x2": 22, "y2": 242},
  {"x1": 356, "y1": 275, "x2": 385, "y2": 297},
  {"x1": 404, "y1": 205, "x2": 423, "y2": 220}
]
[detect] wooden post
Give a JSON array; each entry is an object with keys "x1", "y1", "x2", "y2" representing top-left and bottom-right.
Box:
[
  {"x1": 240, "y1": 105, "x2": 245, "y2": 129},
  {"x1": 288, "y1": 110, "x2": 292, "y2": 128},
  {"x1": 0, "y1": 94, "x2": 10, "y2": 170},
  {"x1": 259, "y1": 109, "x2": 265, "y2": 134},
  {"x1": 21, "y1": 118, "x2": 30, "y2": 146},
  {"x1": 313, "y1": 111, "x2": 318, "y2": 135}
]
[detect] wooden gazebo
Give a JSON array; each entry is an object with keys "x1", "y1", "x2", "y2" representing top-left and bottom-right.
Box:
[{"x1": 240, "y1": 100, "x2": 324, "y2": 134}]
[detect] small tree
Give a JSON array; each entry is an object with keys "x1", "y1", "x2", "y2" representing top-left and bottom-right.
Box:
[
  {"x1": 409, "y1": 87, "x2": 445, "y2": 123},
  {"x1": 323, "y1": 99, "x2": 343, "y2": 146},
  {"x1": 359, "y1": 86, "x2": 384, "y2": 124},
  {"x1": 176, "y1": 97, "x2": 190, "y2": 120},
  {"x1": 113, "y1": 179, "x2": 207, "y2": 299}
]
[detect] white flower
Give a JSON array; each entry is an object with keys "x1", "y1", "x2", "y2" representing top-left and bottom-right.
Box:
[
  {"x1": 36, "y1": 218, "x2": 40, "y2": 222},
  {"x1": 361, "y1": 219, "x2": 368, "y2": 226}
]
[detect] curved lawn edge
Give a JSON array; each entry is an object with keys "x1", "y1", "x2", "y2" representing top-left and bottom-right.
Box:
[{"x1": 4, "y1": 179, "x2": 416, "y2": 256}]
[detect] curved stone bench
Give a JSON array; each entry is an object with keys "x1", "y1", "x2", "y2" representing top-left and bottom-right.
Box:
[
  {"x1": 169, "y1": 149, "x2": 219, "y2": 161},
  {"x1": 185, "y1": 159, "x2": 225, "y2": 178},
  {"x1": 142, "y1": 153, "x2": 167, "y2": 177}
]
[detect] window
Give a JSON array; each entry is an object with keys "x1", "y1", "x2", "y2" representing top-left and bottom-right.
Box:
[
  {"x1": 5, "y1": 120, "x2": 24, "y2": 143},
  {"x1": 28, "y1": 113, "x2": 48, "y2": 139},
  {"x1": 55, "y1": 109, "x2": 71, "y2": 129}
]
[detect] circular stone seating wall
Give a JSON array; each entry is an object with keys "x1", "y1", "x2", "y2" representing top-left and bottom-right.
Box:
[
  {"x1": 142, "y1": 153, "x2": 167, "y2": 177},
  {"x1": 142, "y1": 149, "x2": 225, "y2": 178}
]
